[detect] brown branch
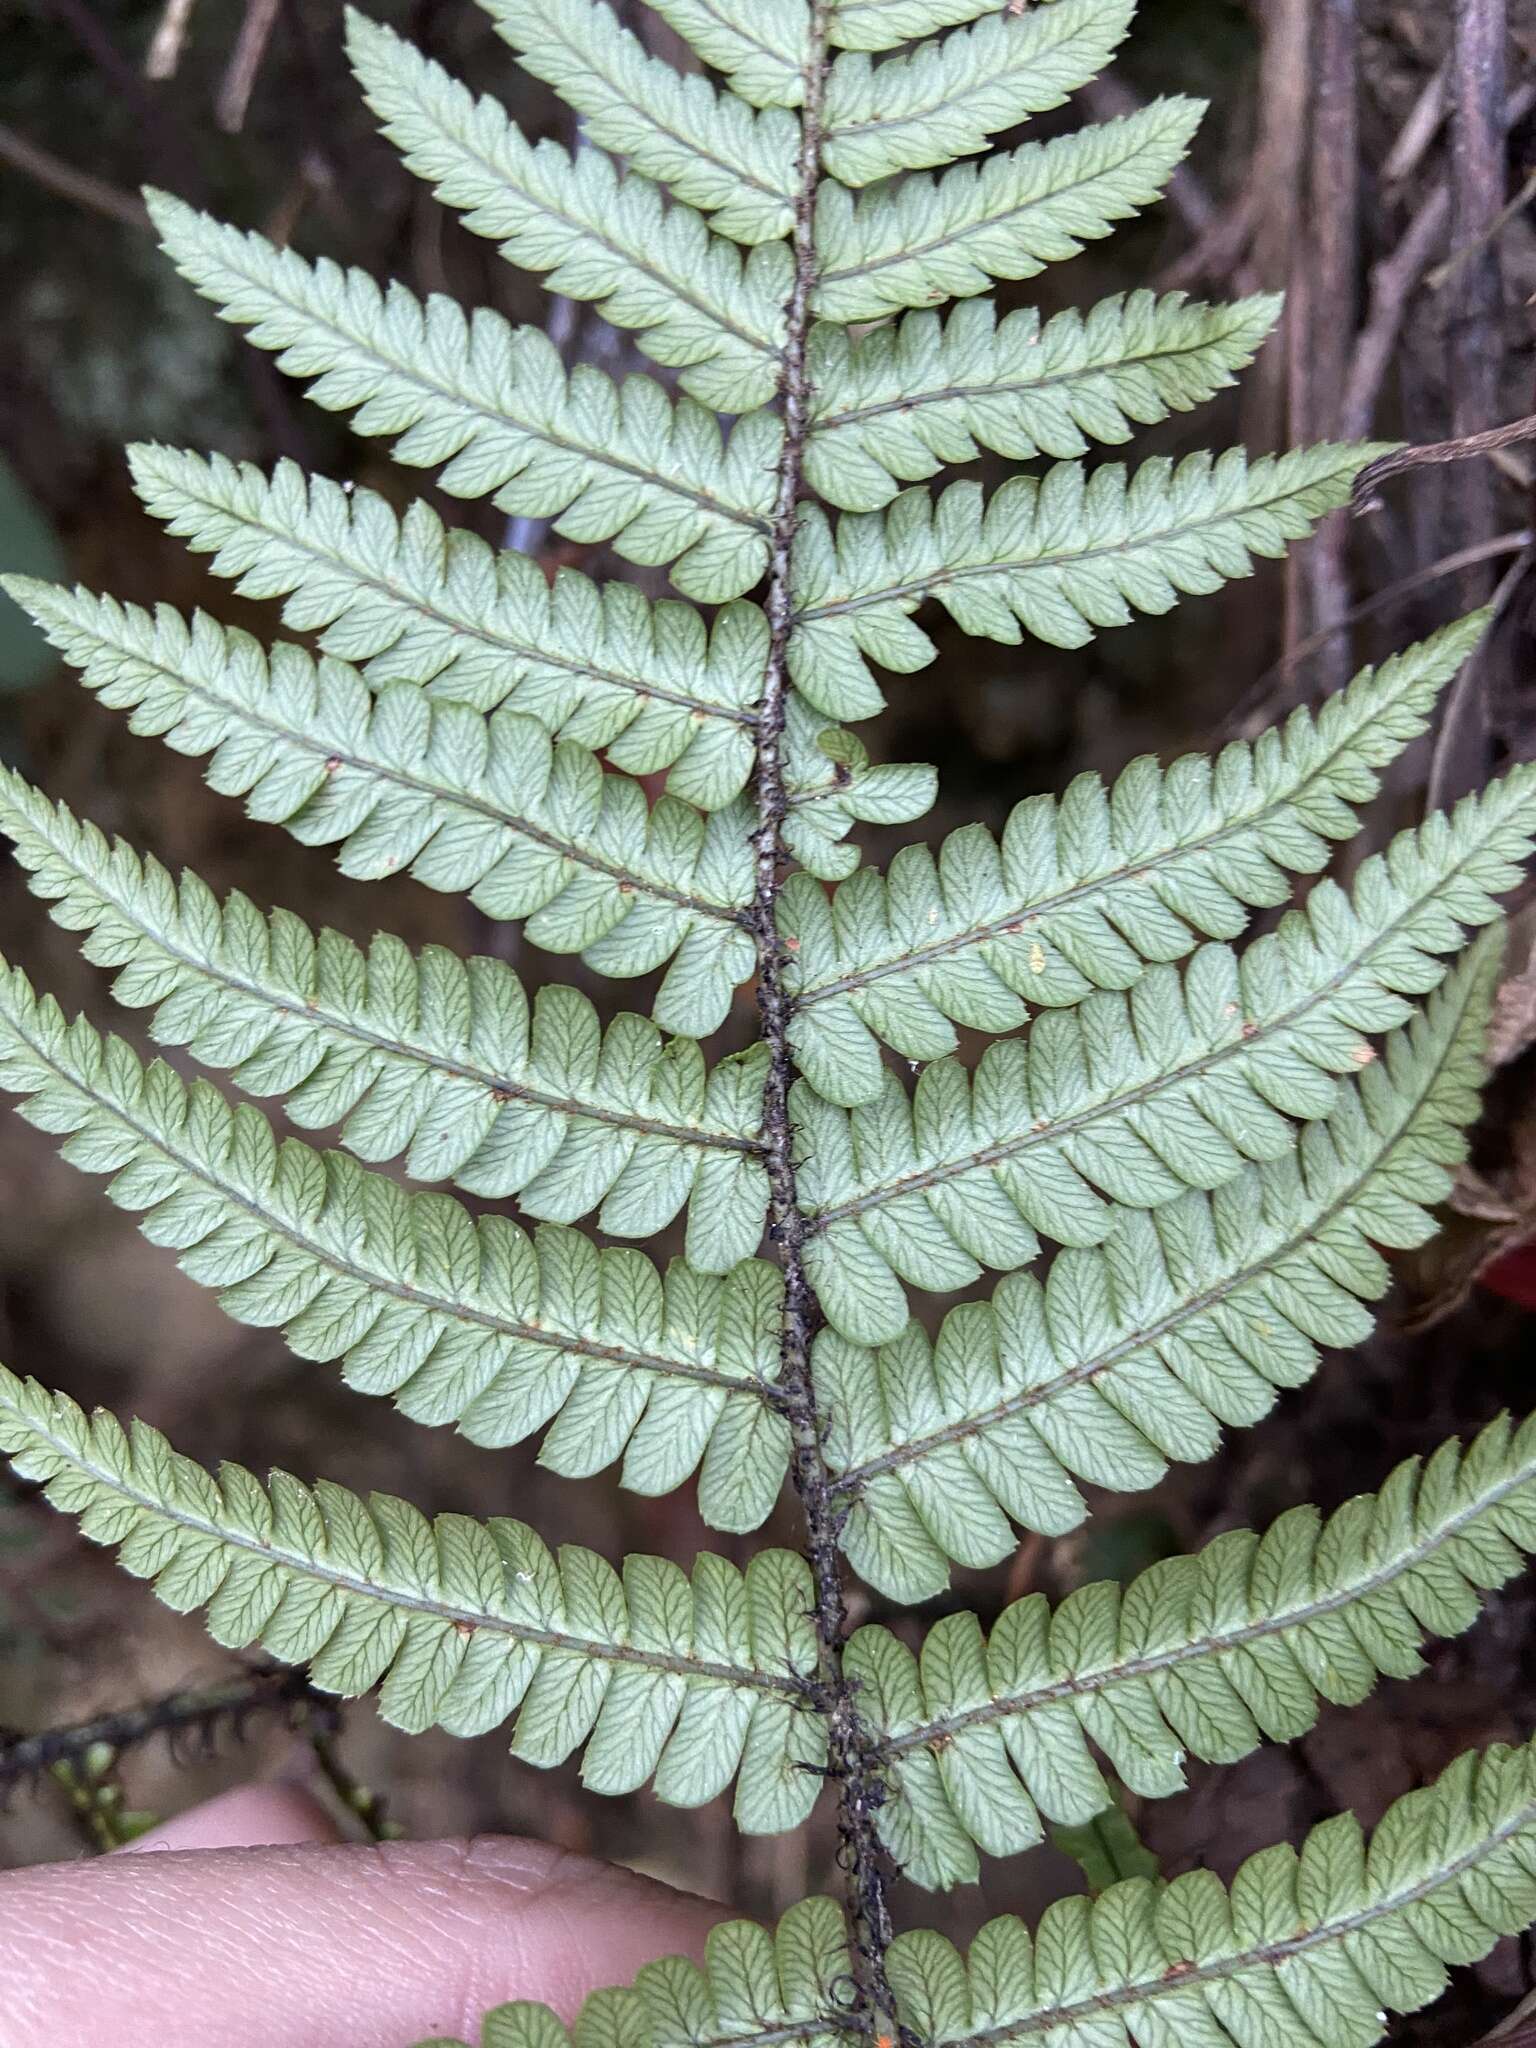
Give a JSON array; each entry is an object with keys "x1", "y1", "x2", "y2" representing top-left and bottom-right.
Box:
[
  {"x1": 1296, "y1": 0, "x2": 1359, "y2": 693},
  {"x1": 1450, "y1": 0, "x2": 1509, "y2": 616},
  {"x1": 0, "y1": 1669, "x2": 326, "y2": 1792},
  {"x1": 0, "y1": 122, "x2": 151, "y2": 231},
  {"x1": 144, "y1": 0, "x2": 199, "y2": 79},
  {"x1": 1428, "y1": 538, "x2": 1534, "y2": 811},
  {"x1": 1352, "y1": 416, "x2": 1536, "y2": 513},
  {"x1": 216, "y1": 0, "x2": 283, "y2": 133},
  {"x1": 1342, "y1": 186, "x2": 1450, "y2": 442},
  {"x1": 749, "y1": 6, "x2": 896, "y2": 2030},
  {"x1": 1227, "y1": 529, "x2": 1532, "y2": 733}
]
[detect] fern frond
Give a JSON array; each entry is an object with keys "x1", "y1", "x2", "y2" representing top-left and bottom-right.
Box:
[
  {"x1": 805, "y1": 291, "x2": 1283, "y2": 514},
  {"x1": 427, "y1": 1737, "x2": 1536, "y2": 2048},
  {"x1": 785, "y1": 615, "x2": 1484, "y2": 1106},
  {"x1": 345, "y1": 12, "x2": 787, "y2": 413},
  {"x1": 128, "y1": 444, "x2": 765, "y2": 808},
  {"x1": 148, "y1": 196, "x2": 776, "y2": 603},
  {"x1": 790, "y1": 445, "x2": 1381, "y2": 722},
  {"x1": 0, "y1": 772, "x2": 772, "y2": 1270},
  {"x1": 644, "y1": 0, "x2": 810, "y2": 110},
  {"x1": 818, "y1": 946, "x2": 1495, "y2": 1601},
  {"x1": 822, "y1": 0, "x2": 1135, "y2": 187},
  {"x1": 860, "y1": 1410, "x2": 1536, "y2": 1887},
  {"x1": 0, "y1": 1366, "x2": 821, "y2": 1824},
  {"x1": 812, "y1": 101, "x2": 1204, "y2": 326},
  {"x1": 479, "y1": 0, "x2": 797, "y2": 244},
  {"x1": 0, "y1": 963, "x2": 791, "y2": 1521},
  {"x1": 796, "y1": 776, "x2": 1534, "y2": 1345},
  {"x1": 7, "y1": 581, "x2": 757, "y2": 1035}
]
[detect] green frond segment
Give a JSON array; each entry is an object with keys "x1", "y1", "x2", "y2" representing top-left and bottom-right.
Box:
[
  {"x1": 0, "y1": 962, "x2": 792, "y2": 1525},
  {"x1": 805, "y1": 291, "x2": 1283, "y2": 514},
  {"x1": 124, "y1": 447, "x2": 938, "y2": 849},
  {"x1": 822, "y1": 0, "x2": 1135, "y2": 187},
  {"x1": 423, "y1": 1738, "x2": 1536, "y2": 2048},
  {"x1": 345, "y1": 12, "x2": 787, "y2": 413},
  {"x1": 812, "y1": 101, "x2": 1204, "y2": 328},
  {"x1": 784, "y1": 614, "x2": 1487, "y2": 1107},
  {"x1": 126, "y1": 445, "x2": 764, "y2": 810},
  {"x1": 781, "y1": 714, "x2": 940, "y2": 883},
  {"x1": 147, "y1": 194, "x2": 777, "y2": 603},
  {"x1": 829, "y1": 0, "x2": 1001, "y2": 49},
  {"x1": 858, "y1": 1410, "x2": 1536, "y2": 1890},
  {"x1": 788, "y1": 444, "x2": 1384, "y2": 723},
  {"x1": 0, "y1": 772, "x2": 772, "y2": 1273},
  {"x1": 478, "y1": 0, "x2": 798, "y2": 244},
  {"x1": 1050, "y1": 1800, "x2": 1161, "y2": 1895},
  {"x1": 795, "y1": 775, "x2": 1532, "y2": 1347},
  {"x1": 417, "y1": 1898, "x2": 851, "y2": 2048},
  {"x1": 0, "y1": 1367, "x2": 821, "y2": 1827},
  {"x1": 6, "y1": 581, "x2": 756, "y2": 1037},
  {"x1": 645, "y1": 1, "x2": 810, "y2": 110},
  {"x1": 818, "y1": 948, "x2": 1496, "y2": 1601}
]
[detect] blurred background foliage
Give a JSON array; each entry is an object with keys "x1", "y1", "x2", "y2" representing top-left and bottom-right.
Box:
[{"x1": 5, "y1": 4, "x2": 1536, "y2": 2038}]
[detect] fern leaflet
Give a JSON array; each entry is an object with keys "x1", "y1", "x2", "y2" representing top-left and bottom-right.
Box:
[
  {"x1": 149, "y1": 195, "x2": 778, "y2": 602},
  {"x1": 345, "y1": 12, "x2": 788, "y2": 412},
  {"x1": 822, "y1": 0, "x2": 1135, "y2": 187},
  {"x1": 0, "y1": 1366, "x2": 820, "y2": 1826},
  {"x1": 0, "y1": 961, "x2": 790, "y2": 1521},
  {"x1": 818, "y1": 945, "x2": 1496, "y2": 1600},
  {"x1": 786, "y1": 616, "x2": 1486, "y2": 1105},
  {"x1": 788, "y1": 446, "x2": 1381, "y2": 722}
]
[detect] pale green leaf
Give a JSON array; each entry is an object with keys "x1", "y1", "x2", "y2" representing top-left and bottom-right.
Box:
[
  {"x1": 346, "y1": 11, "x2": 787, "y2": 412},
  {"x1": 0, "y1": 962, "x2": 792, "y2": 1521},
  {"x1": 819, "y1": 946, "x2": 1498, "y2": 1597},
  {"x1": 813, "y1": 101, "x2": 1205, "y2": 325},
  {"x1": 480, "y1": 0, "x2": 798, "y2": 242},
  {"x1": 785, "y1": 614, "x2": 1487, "y2": 1105},
  {"x1": 0, "y1": 770, "x2": 773, "y2": 1271},
  {"x1": 797, "y1": 777, "x2": 1535, "y2": 1344},
  {"x1": 789, "y1": 444, "x2": 1385, "y2": 723},
  {"x1": 646, "y1": 0, "x2": 811, "y2": 109},
  {"x1": 4, "y1": 580, "x2": 757, "y2": 1036},
  {"x1": 862, "y1": 1407, "x2": 1536, "y2": 1883},
  {"x1": 823, "y1": 0, "x2": 1135, "y2": 187},
  {"x1": 0, "y1": 1364, "x2": 817, "y2": 1816},
  {"x1": 147, "y1": 193, "x2": 777, "y2": 602},
  {"x1": 805, "y1": 291, "x2": 1282, "y2": 513}
]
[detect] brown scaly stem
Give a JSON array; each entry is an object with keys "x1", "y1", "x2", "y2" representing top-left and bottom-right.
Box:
[{"x1": 748, "y1": 5, "x2": 898, "y2": 2033}]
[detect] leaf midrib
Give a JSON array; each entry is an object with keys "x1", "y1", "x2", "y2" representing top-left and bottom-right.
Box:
[
  {"x1": 2, "y1": 1393, "x2": 799, "y2": 1694},
  {"x1": 885, "y1": 1439, "x2": 1536, "y2": 1758},
  {"x1": 793, "y1": 454, "x2": 1359, "y2": 626},
  {"x1": 3, "y1": 990, "x2": 767, "y2": 1399}
]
